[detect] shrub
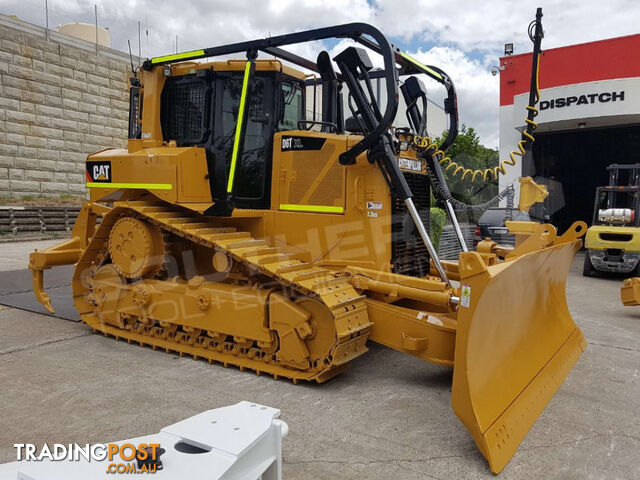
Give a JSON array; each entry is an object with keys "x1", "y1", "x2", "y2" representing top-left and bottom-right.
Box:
[{"x1": 430, "y1": 207, "x2": 447, "y2": 251}]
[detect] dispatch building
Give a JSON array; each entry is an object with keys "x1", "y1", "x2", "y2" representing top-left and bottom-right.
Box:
[{"x1": 499, "y1": 34, "x2": 640, "y2": 231}]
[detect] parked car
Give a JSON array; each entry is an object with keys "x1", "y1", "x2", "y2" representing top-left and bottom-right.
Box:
[{"x1": 474, "y1": 208, "x2": 531, "y2": 246}]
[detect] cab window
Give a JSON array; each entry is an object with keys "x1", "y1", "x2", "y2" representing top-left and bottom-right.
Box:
[{"x1": 278, "y1": 80, "x2": 304, "y2": 131}]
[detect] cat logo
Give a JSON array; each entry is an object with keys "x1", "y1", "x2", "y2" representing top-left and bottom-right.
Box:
[{"x1": 86, "y1": 161, "x2": 111, "y2": 183}]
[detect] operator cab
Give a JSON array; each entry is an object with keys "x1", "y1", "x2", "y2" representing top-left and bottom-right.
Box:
[
  {"x1": 134, "y1": 60, "x2": 307, "y2": 212},
  {"x1": 129, "y1": 40, "x2": 457, "y2": 230}
]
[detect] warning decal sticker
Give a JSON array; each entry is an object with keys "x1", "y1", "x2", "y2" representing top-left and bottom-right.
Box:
[{"x1": 460, "y1": 283, "x2": 471, "y2": 308}]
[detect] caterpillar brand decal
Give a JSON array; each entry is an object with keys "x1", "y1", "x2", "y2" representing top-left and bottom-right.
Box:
[
  {"x1": 281, "y1": 136, "x2": 326, "y2": 151},
  {"x1": 86, "y1": 160, "x2": 111, "y2": 183},
  {"x1": 398, "y1": 157, "x2": 426, "y2": 174},
  {"x1": 540, "y1": 91, "x2": 625, "y2": 110}
]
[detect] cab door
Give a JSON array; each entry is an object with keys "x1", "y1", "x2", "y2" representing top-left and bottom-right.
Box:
[{"x1": 210, "y1": 71, "x2": 275, "y2": 211}]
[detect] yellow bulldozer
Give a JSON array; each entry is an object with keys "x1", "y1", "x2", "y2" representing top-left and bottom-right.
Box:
[{"x1": 29, "y1": 11, "x2": 586, "y2": 473}]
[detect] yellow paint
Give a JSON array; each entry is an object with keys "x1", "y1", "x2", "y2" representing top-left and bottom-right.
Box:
[
  {"x1": 279, "y1": 204, "x2": 344, "y2": 213},
  {"x1": 30, "y1": 47, "x2": 589, "y2": 475},
  {"x1": 518, "y1": 177, "x2": 548, "y2": 211},
  {"x1": 399, "y1": 51, "x2": 443, "y2": 80},
  {"x1": 452, "y1": 242, "x2": 585, "y2": 473},
  {"x1": 585, "y1": 225, "x2": 640, "y2": 251},
  {"x1": 621, "y1": 277, "x2": 640, "y2": 306},
  {"x1": 151, "y1": 49, "x2": 205, "y2": 64},
  {"x1": 227, "y1": 61, "x2": 252, "y2": 193},
  {"x1": 87, "y1": 182, "x2": 173, "y2": 190}
]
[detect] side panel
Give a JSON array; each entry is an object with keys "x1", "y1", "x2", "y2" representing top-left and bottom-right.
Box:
[
  {"x1": 269, "y1": 131, "x2": 393, "y2": 270},
  {"x1": 86, "y1": 147, "x2": 212, "y2": 207},
  {"x1": 275, "y1": 131, "x2": 347, "y2": 212}
]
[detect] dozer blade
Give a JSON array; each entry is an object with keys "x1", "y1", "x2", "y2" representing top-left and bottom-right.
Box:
[{"x1": 451, "y1": 239, "x2": 585, "y2": 473}]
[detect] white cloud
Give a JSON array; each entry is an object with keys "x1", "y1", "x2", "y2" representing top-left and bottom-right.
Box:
[
  {"x1": 374, "y1": 0, "x2": 640, "y2": 54},
  {"x1": 3, "y1": 0, "x2": 639, "y2": 148},
  {"x1": 406, "y1": 46, "x2": 500, "y2": 146}
]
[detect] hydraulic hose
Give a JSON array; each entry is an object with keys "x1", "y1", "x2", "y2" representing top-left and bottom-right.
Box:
[
  {"x1": 413, "y1": 56, "x2": 539, "y2": 183},
  {"x1": 426, "y1": 155, "x2": 516, "y2": 213},
  {"x1": 417, "y1": 10, "x2": 543, "y2": 184}
]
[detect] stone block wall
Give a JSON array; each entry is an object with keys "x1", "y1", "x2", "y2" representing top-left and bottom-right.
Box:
[{"x1": 0, "y1": 15, "x2": 136, "y2": 198}]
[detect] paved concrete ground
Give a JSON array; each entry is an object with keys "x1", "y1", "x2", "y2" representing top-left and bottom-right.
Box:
[
  {"x1": 0, "y1": 240, "x2": 638, "y2": 479},
  {"x1": 0, "y1": 239, "x2": 62, "y2": 271}
]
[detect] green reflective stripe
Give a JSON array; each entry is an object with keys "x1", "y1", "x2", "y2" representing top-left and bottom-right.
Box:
[
  {"x1": 227, "y1": 60, "x2": 252, "y2": 193},
  {"x1": 151, "y1": 49, "x2": 205, "y2": 64},
  {"x1": 279, "y1": 204, "x2": 344, "y2": 214},
  {"x1": 399, "y1": 52, "x2": 443, "y2": 81},
  {"x1": 86, "y1": 182, "x2": 172, "y2": 190}
]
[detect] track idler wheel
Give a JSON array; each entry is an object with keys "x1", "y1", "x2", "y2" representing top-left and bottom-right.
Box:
[{"x1": 108, "y1": 216, "x2": 165, "y2": 279}]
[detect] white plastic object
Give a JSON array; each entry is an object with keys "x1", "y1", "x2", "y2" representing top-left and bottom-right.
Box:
[{"x1": 0, "y1": 401, "x2": 287, "y2": 480}]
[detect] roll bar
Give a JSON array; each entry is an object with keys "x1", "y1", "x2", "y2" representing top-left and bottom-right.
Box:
[{"x1": 142, "y1": 22, "x2": 459, "y2": 158}]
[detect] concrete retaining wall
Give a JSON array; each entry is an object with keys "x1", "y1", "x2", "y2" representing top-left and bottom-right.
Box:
[
  {"x1": 0, "y1": 205, "x2": 81, "y2": 234},
  {"x1": 0, "y1": 14, "x2": 136, "y2": 199}
]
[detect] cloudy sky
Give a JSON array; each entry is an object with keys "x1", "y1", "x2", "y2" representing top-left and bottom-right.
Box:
[{"x1": 2, "y1": 0, "x2": 639, "y2": 147}]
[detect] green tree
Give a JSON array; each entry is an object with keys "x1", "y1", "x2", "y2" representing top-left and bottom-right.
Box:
[{"x1": 434, "y1": 124, "x2": 499, "y2": 206}]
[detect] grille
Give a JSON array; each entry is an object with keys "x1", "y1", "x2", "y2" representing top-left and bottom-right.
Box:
[
  {"x1": 286, "y1": 144, "x2": 343, "y2": 207},
  {"x1": 161, "y1": 76, "x2": 206, "y2": 144},
  {"x1": 391, "y1": 173, "x2": 431, "y2": 277}
]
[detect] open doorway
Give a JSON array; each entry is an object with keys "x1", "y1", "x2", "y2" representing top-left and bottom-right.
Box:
[{"x1": 531, "y1": 124, "x2": 640, "y2": 232}]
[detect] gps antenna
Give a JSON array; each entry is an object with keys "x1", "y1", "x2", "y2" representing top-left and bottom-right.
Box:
[{"x1": 127, "y1": 40, "x2": 140, "y2": 86}]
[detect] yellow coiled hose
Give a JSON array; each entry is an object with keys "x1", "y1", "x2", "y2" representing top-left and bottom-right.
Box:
[{"x1": 414, "y1": 52, "x2": 541, "y2": 183}]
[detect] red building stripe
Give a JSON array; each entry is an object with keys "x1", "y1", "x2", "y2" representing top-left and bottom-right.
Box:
[{"x1": 499, "y1": 33, "x2": 640, "y2": 106}]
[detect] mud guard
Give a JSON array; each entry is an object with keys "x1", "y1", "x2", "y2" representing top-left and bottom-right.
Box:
[{"x1": 452, "y1": 239, "x2": 585, "y2": 473}]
